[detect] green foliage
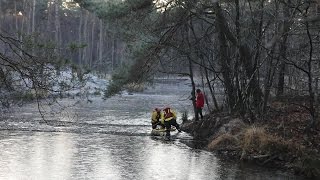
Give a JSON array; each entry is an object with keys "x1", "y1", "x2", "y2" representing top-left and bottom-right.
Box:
[
  {"x1": 182, "y1": 111, "x2": 188, "y2": 123},
  {"x1": 104, "y1": 65, "x2": 130, "y2": 98},
  {"x1": 126, "y1": 41, "x2": 160, "y2": 84},
  {"x1": 20, "y1": 91, "x2": 35, "y2": 101},
  {"x1": 76, "y1": 0, "x2": 161, "y2": 90},
  {"x1": 11, "y1": 90, "x2": 48, "y2": 102},
  {"x1": 104, "y1": 81, "x2": 122, "y2": 98},
  {"x1": 75, "y1": 0, "x2": 155, "y2": 41},
  {"x1": 93, "y1": 90, "x2": 101, "y2": 96},
  {"x1": 75, "y1": 0, "x2": 153, "y2": 19},
  {"x1": 103, "y1": 37, "x2": 158, "y2": 97}
]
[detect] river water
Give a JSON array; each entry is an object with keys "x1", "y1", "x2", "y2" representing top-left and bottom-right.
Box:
[{"x1": 0, "y1": 79, "x2": 303, "y2": 179}]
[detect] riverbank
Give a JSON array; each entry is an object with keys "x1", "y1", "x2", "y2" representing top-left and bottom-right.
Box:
[{"x1": 181, "y1": 102, "x2": 320, "y2": 178}]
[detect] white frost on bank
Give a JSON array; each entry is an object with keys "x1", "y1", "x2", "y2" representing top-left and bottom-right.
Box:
[
  {"x1": 56, "y1": 70, "x2": 109, "y2": 97},
  {"x1": 5, "y1": 66, "x2": 109, "y2": 98}
]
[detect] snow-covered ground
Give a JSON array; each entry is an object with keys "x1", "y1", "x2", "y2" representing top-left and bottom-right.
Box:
[
  {"x1": 0, "y1": 67, "x2": 109, "y2": 112},
  {"x1": 59, "y1": 71, "x2": 109, "y2": 97}
]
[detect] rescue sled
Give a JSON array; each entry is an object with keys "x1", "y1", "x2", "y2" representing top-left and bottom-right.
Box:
[{"x1": 151, "y1": 127, "x2": 176, "y2": 136}]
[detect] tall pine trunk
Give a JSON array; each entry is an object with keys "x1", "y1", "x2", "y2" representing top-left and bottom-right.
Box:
[
  {"x1": 90, "y1": 15, "x2": 96, "y2": 68},
  {"x1": 82, "y1": 10, "x2": 89, "y2": 66},
  {"x1": 78, "y1": 9, "x2": 83, "y2": 65},
  {"x1": 54, "y1": 0, "x2": 61, "y2": 54},
  {"x1": 98, "y1": 19, "x2": 103, "y2": 69}
]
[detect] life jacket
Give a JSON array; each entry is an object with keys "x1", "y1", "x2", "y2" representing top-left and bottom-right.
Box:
[
  {"x1": 151, "y1": 111, "x2": 162, "y2": 123},
  {"x1": 163, "y1": 108, "x2": 174, "y2": 121},
  {"x1": 156, "y1": 112, "x2": 161, "y2": 120}
]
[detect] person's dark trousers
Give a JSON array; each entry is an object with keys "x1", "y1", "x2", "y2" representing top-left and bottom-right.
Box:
[
  {"x1": 196, "y1": 107, "x2": 203, "y2": 121},
  {"x1": 152, "y1": 122, "x2": 157, "y2": 129},
  {"x1": 152, "y1": 121, "x2": 164, "y2": 129},
  {"x1": 164, "y1": 119, "x2": 180, "y2": 137},
  {"x1": 171, "y1": 119, "x2": 180, "y2": 130},
  {"x1": 164, "y1": 120, "x2": 171, "y2": 137}
]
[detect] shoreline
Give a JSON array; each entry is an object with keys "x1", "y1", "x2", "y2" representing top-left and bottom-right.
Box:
[{"x1": 181, "y1": 107, "x2": 320, "y2": 179}]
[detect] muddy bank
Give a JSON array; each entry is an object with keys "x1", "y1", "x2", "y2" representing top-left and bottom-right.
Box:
[{"x1": 181, "y1": 108, "x2": 320, "y2": 179}]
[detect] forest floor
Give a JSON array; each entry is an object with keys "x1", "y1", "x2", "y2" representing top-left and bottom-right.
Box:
[{"x1": 181, "y1": 99, "x2": 320, "y2": 179}]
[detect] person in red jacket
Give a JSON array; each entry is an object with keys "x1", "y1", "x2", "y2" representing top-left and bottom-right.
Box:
[{"x1": 195, "y1": 89, "x2": 204, "y2": 121}]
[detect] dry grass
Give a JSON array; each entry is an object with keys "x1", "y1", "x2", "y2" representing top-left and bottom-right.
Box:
[
  {"x1": 208, "y1": 125, "x2": 305, "y2": 156},
  {"x1": 240, "y1": 126, "x2": 307, "y2": 159},
  {"x1": 202, "y1": 105, "x2": 320, "y2": 177},
  {"x1": 125, "y1": 83, "x2": 145, "y2": 92},
  {"x1": 208, "y1": 133, "x2": 239, "y2": 151},
  {"x1": 241, "y1": 126, "x2": 288, "y2": 154},
  {"x1": 242, "y1": 126, "x2": 272, "y2": 151}
]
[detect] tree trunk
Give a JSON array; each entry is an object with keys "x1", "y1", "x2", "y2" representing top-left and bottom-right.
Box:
[
  {"x1": 32, "y1": 0, "x2": 36, "y2": 33},
  {"x1": 14, "y1": 0, "x2": 18, "y2": 37},
  {"x1": 188, "y1": 55, "x2": 197, "y2": 120},
  {"x1": 82, "y1": 10, "x2": 89, "y2": 66},
  {"x1": 306, "y1": 20, "x2": 317, "y2": 130},
  {"x1": 111, "y1": 35, "x2": 116, "y2": 72},
  {"x1": 262, "y1": 48, "x2": 279, "y2": 115},
  {"x1": 78, "y1": 9, "x2": 83, "y2": 65},
  {"x1": 98, "y1": 19, "x2": 103, "y2": 69},
  {"x1": 204, "y1": 66, "x2": 219, "y2": 111},
  {"x1": 31, "y1": 0, "x2": 36, "y2": 55},
  {"x1": 200, "y1": 60, "x2": 211, "y2": 112},
  {"x1": 90, "y1": 15, "x2": 96, "y2": 68},
  {"x1": 27, "y1": 1, "x2": 32, "y2": 35},
  {"x1": 47, "y1": 0, "x2": 52, "y2": 39},
  {"x1": 54, "y1": 0, "x2": 61, "y2": 54},
  {"x1": 277, "y1": 2, "x2": 291, "y2": 96},
  {"x1": 19, "y1": 0, "x2": 26, "y2": 56},
  {"x1": 277, "y1": 62, "x2": 286, "y2": 96},
  {"x1": 214, "y1": 3, "x2": 236, "y2": 111}
]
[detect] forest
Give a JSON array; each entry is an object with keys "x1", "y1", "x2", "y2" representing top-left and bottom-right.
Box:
[
  {"x1": 73, "y1": 0, "x2": 320, "y2": 130},
  {"x1": 0, "y1": 0, "x2": 127, "y2": 106},
  {"x1": 1, "y1": 0, "x2": 320, "y2": 178}
]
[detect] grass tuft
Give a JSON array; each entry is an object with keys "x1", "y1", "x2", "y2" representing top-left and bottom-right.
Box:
[{"x1": 208, "y1": 133, "x2": 239, "y2": 151}]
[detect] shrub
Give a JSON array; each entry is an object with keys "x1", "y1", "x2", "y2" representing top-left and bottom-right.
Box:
[
  {"x1": 239, "y1": 126, "x2": 303, "y2": 159},
  {"x1": 182, "y1": 111, "x2": 188, "y2": 123},
  {"x1": 242, "y1": 126, "x2": 270, "y2": 152},
  {"x1": 93, "y1": 90, "x2": 101, "y2": 96},
  {"x1": 11, "y1": 91, "x2": 35, "y2": 102},
  {"x1": 104, "y1": 66, "x2": 129, "y2": 98},
  {"x1": 104, "y1": 81, "x2": 123, "y2": 98},
  {"x1": 125, "y1": 83, "x2": 145, "y2": 93},
  {"x1": 208, "y1": 133, "x2": 239, "y2": 151}
]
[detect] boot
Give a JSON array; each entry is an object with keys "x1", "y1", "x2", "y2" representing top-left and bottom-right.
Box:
[
  {"x1": 165, "y1": 130, "x2": 170, "y2": 140},
  {"x1": 164, "y1": 135, "x2": 170, "y2": 141}
]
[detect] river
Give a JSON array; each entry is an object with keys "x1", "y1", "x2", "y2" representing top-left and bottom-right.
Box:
[{"x1": 0, "y1": 79, "x2": 303, "y2": 179}]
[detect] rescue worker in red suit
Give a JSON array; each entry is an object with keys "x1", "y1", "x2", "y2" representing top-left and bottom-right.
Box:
[
  {"x1": 195, "y1": 89, "x2": 204, "y2": 121},
  {"x1": 162, "y1": 107, "x2": 181, "y2": 140}
]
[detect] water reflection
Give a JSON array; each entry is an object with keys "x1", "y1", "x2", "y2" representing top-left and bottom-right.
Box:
[
  {"x1": 0, "y1": 132, "x2": 73, "y2": 179},
  {"x1": 0, "y1": 79, "x2": 305, "y2": 179},
  {"x1": 0, "y1": 131, "x2": 303, "y2": 180}
]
